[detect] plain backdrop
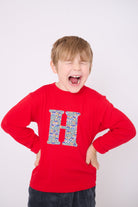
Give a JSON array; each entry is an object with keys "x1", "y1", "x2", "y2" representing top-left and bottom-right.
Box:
[{"x1": 0, "y1": 0, "x2": 138, "y2": 206}]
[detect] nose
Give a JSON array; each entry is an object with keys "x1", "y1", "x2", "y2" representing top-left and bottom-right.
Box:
[{"x1": 73, "y1": 62, "x2": 81, "y2": 71}]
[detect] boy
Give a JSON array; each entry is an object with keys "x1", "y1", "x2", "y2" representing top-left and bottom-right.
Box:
[{"x1": 1, "y1": 36, "x2": 136, "y2": 207}]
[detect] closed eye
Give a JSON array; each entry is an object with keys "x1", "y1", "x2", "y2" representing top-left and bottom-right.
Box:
[
  {"x1": 80, "y1": 61, "x2": 87, "y2": 65},
  {"x1": 65, "y1": 61, "x2": 72, "y2": 64}
]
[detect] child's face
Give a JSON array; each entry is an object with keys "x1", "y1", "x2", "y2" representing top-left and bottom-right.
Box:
[{"x1": 51, "y1": 54, "x2": 91, "y2": 93}]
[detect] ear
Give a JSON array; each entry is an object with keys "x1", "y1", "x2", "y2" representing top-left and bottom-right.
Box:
[
  {"x1": 89, "y1": 63, "x2": 93, "y2": 74},
  {"x1": 50, "y1": 61, "x2": 57, "y2": 74}
]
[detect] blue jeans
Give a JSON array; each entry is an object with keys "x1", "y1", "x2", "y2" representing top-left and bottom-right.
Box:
[{"x1": 28, "y1": 186, "x2": 96, "y2": 207}]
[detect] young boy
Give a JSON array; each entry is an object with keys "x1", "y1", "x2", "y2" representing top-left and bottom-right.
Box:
[{"x1": 1, "y1": 36, "x2": 136, "y2": 207}]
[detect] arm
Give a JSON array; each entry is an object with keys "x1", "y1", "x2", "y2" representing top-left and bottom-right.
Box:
[
  {"x1": 1, "y1": 93, "x2": 40, "y2": 154},
  {"x1": 86, "y1": 97, "x2": 136, "y2": 169},
  {"x1": 93, "y1": 97, "x2": 136, "y2": 154}
]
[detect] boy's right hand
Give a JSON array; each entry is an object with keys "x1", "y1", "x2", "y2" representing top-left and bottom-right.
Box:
[{"x1": 34, "y1": 150, "x2": 41, "y2": 167}]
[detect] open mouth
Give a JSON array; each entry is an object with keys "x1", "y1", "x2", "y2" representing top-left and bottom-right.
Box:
[{"x1": 68, "y1": 76, "x2": 81, "y2": 85}]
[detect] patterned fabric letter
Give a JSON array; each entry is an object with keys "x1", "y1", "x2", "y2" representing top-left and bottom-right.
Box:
[
  {"x1": 47, "y1": 110, "x2": 64, "y2": 145},
  {"x1": 62, "y1": 111, "x2": 80, "y2": 147},
  {"x1": 47, "y1": 110, "x2": 80, "y2": 147}
]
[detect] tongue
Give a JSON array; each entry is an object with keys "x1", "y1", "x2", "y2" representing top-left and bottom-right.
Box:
[{"x1": 70, "y1": 77, "x2": 78, "y2": 84}]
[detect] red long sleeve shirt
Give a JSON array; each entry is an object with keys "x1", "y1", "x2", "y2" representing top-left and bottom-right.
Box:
[{"x1": 1, "y1": 83, "x2": 136, "y2": 193}]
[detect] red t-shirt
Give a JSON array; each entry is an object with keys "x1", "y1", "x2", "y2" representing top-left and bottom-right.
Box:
[{"x1": 1, "y1": 83, "x2": 136, "y2": 192}]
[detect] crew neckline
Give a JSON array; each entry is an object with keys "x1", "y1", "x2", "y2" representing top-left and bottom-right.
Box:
[{"x1": 52, "y1": 82, "x2": 86, "y2": 95}]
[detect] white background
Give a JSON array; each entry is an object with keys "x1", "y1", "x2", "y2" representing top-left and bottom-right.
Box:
[{"x1": 0, "y1": 0, "x2": 138, "y2": 206}]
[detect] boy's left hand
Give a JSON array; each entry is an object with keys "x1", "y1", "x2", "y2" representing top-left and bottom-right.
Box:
[{"x1": 86, "y1": 144, "x2": 99, "y2": 170}]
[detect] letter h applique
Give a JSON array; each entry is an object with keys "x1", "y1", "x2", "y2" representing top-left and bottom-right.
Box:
[{"x1": 47, "y1": 110, "x2": 81, "y2": 147}]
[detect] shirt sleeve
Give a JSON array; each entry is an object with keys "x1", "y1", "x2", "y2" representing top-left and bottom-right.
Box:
[
  {"x1": 92, "y1": 96, "x2": 136, "y2": 154},
  {"x1": 1, "y1": 93, "x2": 40, "y2": 154}
]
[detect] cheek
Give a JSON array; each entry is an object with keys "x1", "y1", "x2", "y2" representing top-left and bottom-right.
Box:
[
  {"x1": 58, "y1": 70, "x2": 69, "y2": 79},
  {"x1": 83, "y1": 67, "x2": 90, "y2": 77}
]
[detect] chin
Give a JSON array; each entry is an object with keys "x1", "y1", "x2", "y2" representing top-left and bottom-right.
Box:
[{"x1": 68, "y1": 86, "x2": 82, "y2": 93}]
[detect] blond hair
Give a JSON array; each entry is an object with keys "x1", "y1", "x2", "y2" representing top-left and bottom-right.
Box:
[{"x1": 51, "y1": 36, "x2": 93, "y2": 71}]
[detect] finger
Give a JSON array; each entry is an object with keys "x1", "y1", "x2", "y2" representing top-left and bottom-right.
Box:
[
  {"x1": 34, "y1": 150, "x2": 41, "y2": 166},
  {"x1": 91, "y1": 160, "x2": 99, "y2": 170},
  {"x1": 34, "y1": 160, "x2": 39, "y2": 167},
  {"x1": 34, "y1": 157, "x2": 40, "y2": 167},
  {"x1": 86, "y1": 154, "x2": 91, "y2": 165},
  {"x1": 86, "y1": 159, "x2": 91, "y2": 165}
]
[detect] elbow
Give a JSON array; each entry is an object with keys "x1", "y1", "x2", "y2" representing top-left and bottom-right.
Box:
[
  {"x1": 1, "y1": 117, "x2": 11, "y2": 133},
  {"x1": 131, "y1": 124, "x2": 136, "y2": 138},
  {"x1": 1, "y1": 118, "x2": 7, "y2": 132},
  {"x1": 126, "y1": 121, "x2": 136, "y2": 140}
]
